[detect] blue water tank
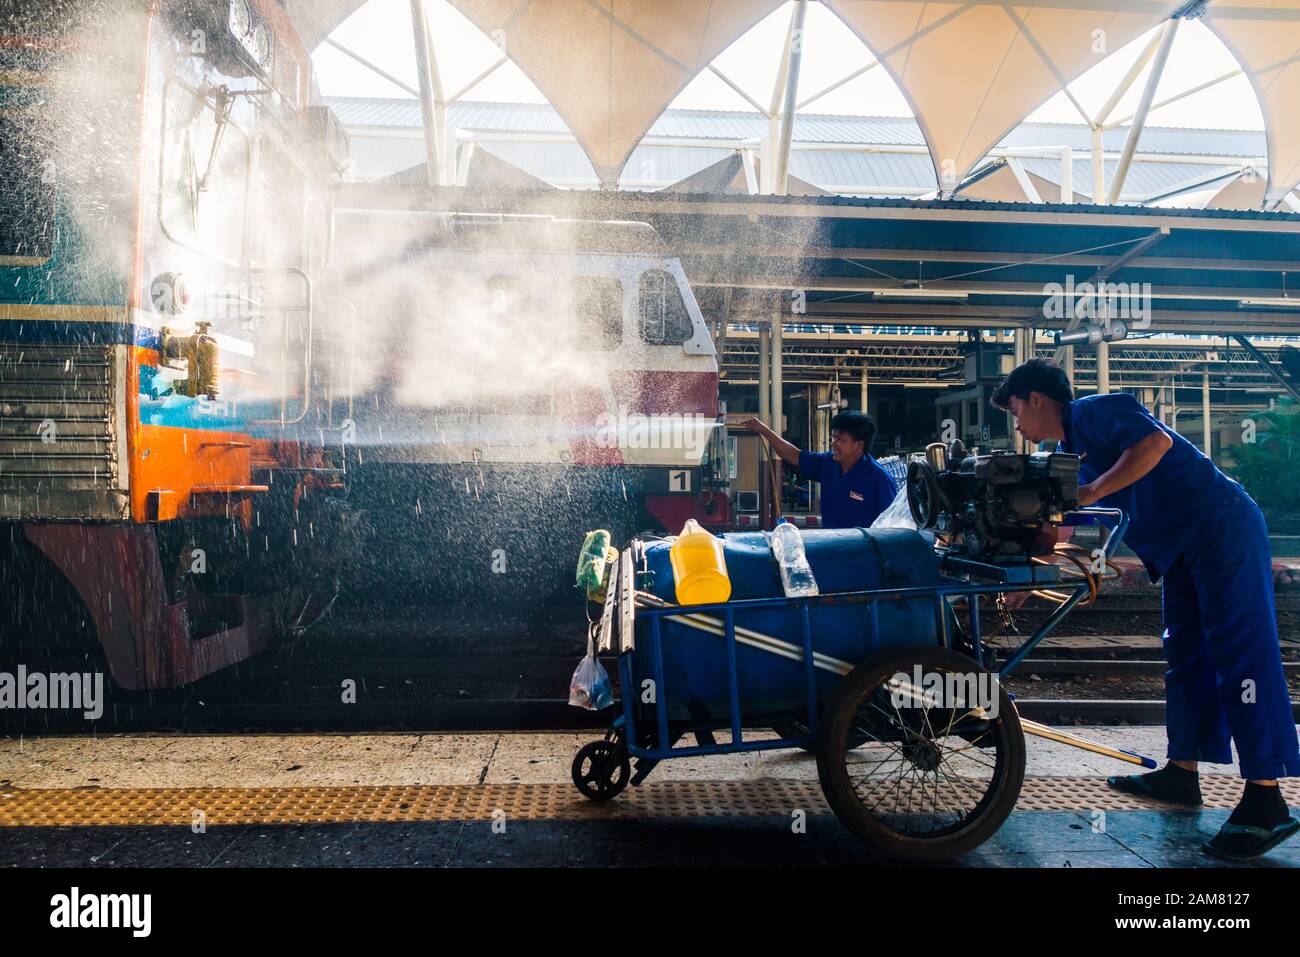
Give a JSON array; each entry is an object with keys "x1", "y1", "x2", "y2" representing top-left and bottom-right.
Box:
[{"x1": 634, "y1": 527, "x2": 950, "y2": 723}]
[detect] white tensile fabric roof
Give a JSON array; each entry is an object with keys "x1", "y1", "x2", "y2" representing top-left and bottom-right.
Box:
[
  {"x1": 1203, "y1": 1, "x2": 1300, "y2": 204},
  {"x1": 824, "y1": 1, "x2": 1180, "y2": 189},
  {"x1": 449, "y1": 0, "x2": 785, "y2": 185},
  {"x1": 287, "y1": 0, "x2": 1300, "y2": 203}
]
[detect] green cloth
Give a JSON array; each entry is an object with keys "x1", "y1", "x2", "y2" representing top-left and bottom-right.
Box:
[{"x1": 575, "y1": 529, "x2": 613, "y2": 594}]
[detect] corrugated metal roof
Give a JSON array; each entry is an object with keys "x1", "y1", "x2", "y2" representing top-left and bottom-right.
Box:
[
  {"x1": 327, "y1": 97, "x2": 1269, "y2": 199},
  {"x1": 327, "y1": 96, "x2": 1266, "y2": 156},
  {"x1": 1016, "y1": 157, "x2": 1241, "y2": 202}
]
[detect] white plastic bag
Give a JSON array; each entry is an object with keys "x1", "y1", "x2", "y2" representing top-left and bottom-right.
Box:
[
  {"x1": 569, "y1": 631, "x2": 614, "y2": 710},
  {"x1": 871, "y1": 484, "x2": 918, "y2": 530},
  {"x1": 870, "y1": 482, "x2": 938, "y2": 546}
]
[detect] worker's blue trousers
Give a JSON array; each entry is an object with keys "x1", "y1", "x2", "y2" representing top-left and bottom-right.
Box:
[{"x1": 1162, "y1": 494, "x2": 1300, "y2": 779}]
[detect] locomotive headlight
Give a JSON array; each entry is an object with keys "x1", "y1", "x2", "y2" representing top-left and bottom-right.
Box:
[
  {"x1": 228, "y1": 0, "x2": 251, "y2": 39},
  {"x1": 252, "y1": 22, "x2": 272, "y2": 68},
  {"x1": 150, "y1": 272, "x2": 190, "y2": 316}
]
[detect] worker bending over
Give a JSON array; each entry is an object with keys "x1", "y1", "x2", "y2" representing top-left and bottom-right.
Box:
[
  {"x1": 993, "y1": 358, "x2": 1299, "y2": 860},
  {"x1": 742, "y1": 411, "x2": 895, "y2": 529}
]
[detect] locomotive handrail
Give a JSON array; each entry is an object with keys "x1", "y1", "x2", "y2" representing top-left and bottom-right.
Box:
[{"x1": 248, "y1": 267, "x2": 313, "y2": 427}]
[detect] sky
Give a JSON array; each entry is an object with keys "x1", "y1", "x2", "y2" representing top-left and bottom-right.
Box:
[{"x1": 310, "y1": 1, "x2": 1265, "y2": 132}]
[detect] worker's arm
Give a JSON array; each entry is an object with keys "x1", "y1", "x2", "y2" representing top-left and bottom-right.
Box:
[
  {"x1": 740, "y1": 417, "x2": 801, "y2": 468},
  {"x1": 1077, "y1": 431, "x2": 1173, "y2": 506}
]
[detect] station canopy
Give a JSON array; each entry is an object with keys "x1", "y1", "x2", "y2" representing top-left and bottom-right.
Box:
[{"x1": 287, "y1": 0, "x2": 1300, "y2": 202}]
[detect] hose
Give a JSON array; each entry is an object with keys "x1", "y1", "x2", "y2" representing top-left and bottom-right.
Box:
[
  {"x1": 765, "y1": 450, "x2": 784, "y2": 526},
  {"x1": 1025, "y1": 540, "x2": 1121, "y2": 607}
]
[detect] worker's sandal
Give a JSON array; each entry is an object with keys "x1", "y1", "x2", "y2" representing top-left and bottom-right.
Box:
[
  {"x1": 1105, "y1": 773, "x2": 1203, "y2": 807},
  {"x1": 1203, "y1": 817, "x2": 1300, "y2": 860}
]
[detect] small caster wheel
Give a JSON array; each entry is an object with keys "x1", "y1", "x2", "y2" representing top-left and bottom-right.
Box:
[{"x1": 572, "y1": 740, "x2": 631, "y2": 801}]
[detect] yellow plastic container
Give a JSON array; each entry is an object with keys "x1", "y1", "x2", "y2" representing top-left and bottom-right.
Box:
[{"x1": 669, "y1": 519, "x2": 732, "y2": 606}]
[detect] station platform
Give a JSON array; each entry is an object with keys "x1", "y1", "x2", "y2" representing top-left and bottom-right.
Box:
[{"x1": 1, "y1": 729, "x2": 1298, "y2": 868}]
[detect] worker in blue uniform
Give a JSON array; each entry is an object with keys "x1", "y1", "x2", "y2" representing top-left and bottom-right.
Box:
[
  {"x1": 993, "y1": 358, "x2": 1300, "y2": 859},
  {"x1": 742, "y1": 410, "x2": 896, "y2": 529}
]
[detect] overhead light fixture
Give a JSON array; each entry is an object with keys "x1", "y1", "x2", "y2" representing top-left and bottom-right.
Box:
[
  {"x1": 1239, "y1": 298, "x2": 1300, "y2": 309},
  {"x1": 1055, "y1": 322, "x2": 1128, "y2": 346},
  {"x1": 872, "y1": 289, "x2": 970, "y2": 300}
]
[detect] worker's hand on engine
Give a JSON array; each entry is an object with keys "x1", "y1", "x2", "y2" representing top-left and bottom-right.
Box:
[
  {"x1": 740, "y1": 417, "x2": 769, "y2": 436},
  {"x1": 1077, "y1": 482, "x2": 1101, "y2": 507}
]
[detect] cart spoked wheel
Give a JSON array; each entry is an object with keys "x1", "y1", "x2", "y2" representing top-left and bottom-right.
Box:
[
  {"x1": 816, "y1": 646, "x2": 1024, "y2": 862},
  {"x1": 572, "y1": 739, "x2": 632, "y2": 801}
]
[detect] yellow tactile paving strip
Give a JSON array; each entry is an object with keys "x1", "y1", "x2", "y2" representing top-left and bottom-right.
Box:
[{"x1": 1, "y1": 776, "x2": 1297, "y2": 827}]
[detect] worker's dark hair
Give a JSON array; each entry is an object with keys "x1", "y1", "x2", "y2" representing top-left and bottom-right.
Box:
[
  {"x1": 991, "y1": 357, "x2": 1074, "y2": 410},
  {"x1": 829, "y1": 410, "x2": 876, "y2": 451}
]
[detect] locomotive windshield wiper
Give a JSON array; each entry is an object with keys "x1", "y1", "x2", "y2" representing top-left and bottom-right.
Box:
[
  {"x1": 196, "y1": 85, "x2": 235, "y2": 194},
  {"x1": 196, "y1": 84, "x2": 269, "y2": 195}
]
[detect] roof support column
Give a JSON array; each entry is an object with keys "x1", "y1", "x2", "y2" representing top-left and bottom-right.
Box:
[
  {"x1": 1108, "y1": 18, "x2": 1180, "y2": 205},
  {"x1": 771, "y1": 303, "x2": 784, "y2": 437},
  {"x1": 1096, "y1": 340, "x2": 1111, "y2": 394},
  {"x1": 758, "y1": 322, "x2": 772, "y2": 528},
  {"x1": 860, "y1": 364, "x2": 869, "y2": 414},
  {"x1": 1089, "y1": 24, "x2": 1163, "y2": 204},
  {"x1": 409, "y1": 0, "x2": 445, "y2": 187},
  {"x1": 770, "y1": 305, "x2": 784, "y2": 521},
  {"x1": 1202, "y1": 369, "x2": 1212, "y2": 456},
  {"x1": 774, "y1": 0, "x2": 808, "y2": 196},
  {"x1": 1090, "y1": 127, "x2": 1106, "y2": 204},
  {"x1": 1014, "y1": 327, "x2": 1031, "y2": 452}
]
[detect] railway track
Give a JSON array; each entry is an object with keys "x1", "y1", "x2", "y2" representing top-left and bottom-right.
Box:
[
  {"x1": 4, "y1": 695, "x2": 1298, "y2": 733},
  {"x1": 3, "y1": 618, "x2": 1298, "y2": 733}
]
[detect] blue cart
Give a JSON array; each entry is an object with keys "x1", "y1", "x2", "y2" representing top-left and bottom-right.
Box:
[{"x1": 572, "y1": 509, "x2": 1149, "y2": 862}]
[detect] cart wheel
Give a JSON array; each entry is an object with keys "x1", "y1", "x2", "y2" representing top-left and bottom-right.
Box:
[
  {"x1": 816, "y1": 646, "x2": 1024, "y2": 862},
  {"x1": 572, "y1": 740, "x2": 631, "y2": 801}
]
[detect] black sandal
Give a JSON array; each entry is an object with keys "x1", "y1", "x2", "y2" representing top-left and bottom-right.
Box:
[
  {"x1": 1203, "y1": 818, "x2": 1300, "y2": 861},
  {"x1": 1106, "y1": 773, "x2": 1203, "y2": 807}
]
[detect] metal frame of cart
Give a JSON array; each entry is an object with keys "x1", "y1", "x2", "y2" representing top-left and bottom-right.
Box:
[{"x1": 573, "y1": 508, "x2": 1152, "y2": 861}]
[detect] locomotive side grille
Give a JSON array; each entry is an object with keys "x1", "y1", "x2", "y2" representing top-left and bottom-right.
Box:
[{"x1": 0, "y1": 342, "x2": 129, "y2": 520}]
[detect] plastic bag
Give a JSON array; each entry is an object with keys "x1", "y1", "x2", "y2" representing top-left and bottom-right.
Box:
[
  {"x1": 569, "y1": 630, "x2": 614, "y2": 710},
  {"x1": 870, "y1": 484, "x2": 918, "y2": 530},
  {"x1": 870, "y1": 482, "x2": 937, "y2": 546}
]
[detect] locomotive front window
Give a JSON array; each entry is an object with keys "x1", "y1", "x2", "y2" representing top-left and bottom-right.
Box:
[
  {"x1": 0, "y1": 108, "x2": 56, "y2": 265},
  {"x1": 639, "y1": 269, "x2": 693, "y2": 345},
  {"x1": 159, "y1": 81, "x2": 251, "y2": 265},
  {"x1": 570, "y1": 277, "x2": 622, "y2": 350}
]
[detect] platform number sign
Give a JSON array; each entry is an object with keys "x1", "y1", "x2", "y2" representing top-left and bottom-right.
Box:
[{"x1": 668, "y1": 469, "x2": 691, "y2": 493}]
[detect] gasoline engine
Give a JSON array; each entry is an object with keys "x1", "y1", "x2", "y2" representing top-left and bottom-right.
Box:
[{"x1": 906, "y1": 441, "x2": 1081, "y2": 562}]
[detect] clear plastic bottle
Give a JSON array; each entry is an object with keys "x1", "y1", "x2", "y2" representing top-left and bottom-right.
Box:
[{"x1": 771, "y1": 519, "x2": 819, "y2": 597}]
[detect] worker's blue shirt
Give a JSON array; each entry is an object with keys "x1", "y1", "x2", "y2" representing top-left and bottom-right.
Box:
[
  {"x1": 1059, "y1": 392, "x2": 1255, "y2": 581},
  {"x1": 796, "y1": 450, "x2": 897, "y2": 529}
]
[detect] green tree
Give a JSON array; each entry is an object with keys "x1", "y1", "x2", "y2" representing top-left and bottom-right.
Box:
[{"x1": 1222, "y1": 401, "x2": 1300, "y2": 513}]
